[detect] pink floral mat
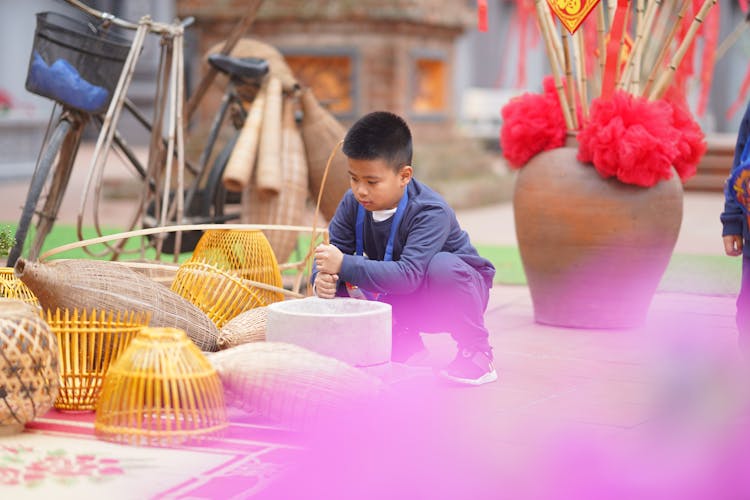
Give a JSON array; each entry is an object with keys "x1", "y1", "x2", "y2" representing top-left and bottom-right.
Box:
[{"x1": 1, "y1": 409, "x2": 303, "y2": 499}]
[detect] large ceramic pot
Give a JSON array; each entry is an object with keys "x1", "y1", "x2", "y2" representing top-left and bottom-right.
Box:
[{"x1": 513, "y1": 146, "x2": 683, "y2": 328}]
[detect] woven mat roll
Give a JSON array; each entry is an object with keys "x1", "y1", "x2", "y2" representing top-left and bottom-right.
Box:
[
  {"x1": 242, "y1": 96, "x2": 309, "y2": 263},
  {"x1": 15, "y1": 259, "x2": 220, "y2": 352},
  {"x1": 299, "y1": 88, "x2": 350, "y2": 221},
  {"x1": 208, "y1": 342, "x2": 384, "y2": 430},
  {"x1": 255, "y1": 76, "x2": 283, "y2": 196},
  {"x1": 222, "y1": 87, "x2": 265, "y2": 193},
  {"x1": 217, "y1": 306, "x2": 267, "y2": 349}
]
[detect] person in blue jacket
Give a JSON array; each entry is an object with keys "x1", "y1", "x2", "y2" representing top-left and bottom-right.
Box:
[
  {"x1": 721, "y1": 100, "x2": 750, "y2": 354},
  {"x1": 313, "y1": 111, "x2": 497, "y2": 385}
]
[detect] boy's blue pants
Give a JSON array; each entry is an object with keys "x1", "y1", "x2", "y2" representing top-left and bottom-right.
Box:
[{"x1": 379, "y1": 252, "x2": 492, "y2": 352}]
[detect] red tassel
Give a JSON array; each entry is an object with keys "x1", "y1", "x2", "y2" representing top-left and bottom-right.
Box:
[
  {"x1": 726, "y1": 65, "x2": 750, "y2": 119},
  {"x1": 478, "y1": 0, "x2": 488, "y2": 32},
  {"x1": 601, "y1": 0, "x2": 629, "y2": 100},
  {"x1": 740, "y1": 0, "x2": 748, "y2": 12}
]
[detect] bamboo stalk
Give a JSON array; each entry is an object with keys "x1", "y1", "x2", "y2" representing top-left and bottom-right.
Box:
[
  {"x1": 561, "y1": 31, "x2": 578, "y2": 129},
  {"x1": 573, "y1": 29, "x2": 589, "y2": 120},
  {"x1": 618, "y1": 0, "x2": 662, "y2": 91},
  {"x1": 643, "y1": 0, "x2": 691, "y2": 97},
  {"x1": 716, "y1": 13, "x2": 750, "y2": 61},
  {"x1": 648, "y1": 0, "x2": 718, "y2": 100},
  {"x1": 222, "y1": 84, "x2": 267, "y2": 192},
  {"x1": 534, "y1": 0, "x2": 574, "y2": 130},
  {"x1": 630, "y1": 0, "x2": 646, "y2": 93},
  {"x1": 596, "y1": 2, "x2": 607, "y2": 96},
  {"x1": 255, "y1": 76, "x2": 283, "y2": 196}
]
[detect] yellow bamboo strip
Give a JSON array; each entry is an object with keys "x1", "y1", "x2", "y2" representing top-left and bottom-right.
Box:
[
  {"x1": 562, "y1": 31, "x2": 579, "y2": 129},
  {"x1": 573, "y1": 29, "x2": 589, "y2": 120},
  {"x1": 642, "y1": 0, "x2": 691, "y2": 97}
]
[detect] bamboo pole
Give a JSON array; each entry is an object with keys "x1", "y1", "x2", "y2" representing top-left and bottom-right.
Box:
[
  {"x1": 648, "y1": 0, "x2": 718, "y2": 100},
  {"x1": 642, "y1": 0, "x2": 691, "y2": 97},
  {"x1": 222, "y1": 84, "x2": 267, "y2": 192},
  {"x1": 573, "y1": 29, "x2": 589, "y2": 120},
  {"x1": 255, "y1": 76, "x2": 283, "y2": 196},
  {"x1": 716, "y1": 12, "x2": 750, "y2": 61},
  {"x1": 596, "y1": 2, "x2": 607, "y2": 96},
  {"x1": 618, "y1": 0, "x2": 662, "y2": 91},
  {"x1": 630, "y1": 0, "x2": 646, "y2": 93},
  {"x1": 561, "y1": 30, "x2": 578, "y2": 129},
  {"x1": 534, "y1": 0, "x2": 574, "y2": 130}
]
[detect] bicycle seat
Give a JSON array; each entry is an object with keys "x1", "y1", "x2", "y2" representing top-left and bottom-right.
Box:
[{"x1": 208, "y1": 54, "x2": 269, "y2": 80}]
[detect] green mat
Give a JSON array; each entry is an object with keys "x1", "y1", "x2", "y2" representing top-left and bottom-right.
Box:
[
  {"x1": 475, "y1": 244, "x2": 741, "y2": 296},
  {"x1": 1, "y1": 222, "x2": 741, "y2": 295}
]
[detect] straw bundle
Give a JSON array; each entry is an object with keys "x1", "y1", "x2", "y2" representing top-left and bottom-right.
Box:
[
  {"x1": 217, "y1": 306, "x2": 267, "y2": 349},
  {"x1": 222, "y1": 86, "x2": 266, "y2": 193},
  {"x1": 15, "y1": 259, "x2": 220, "y2": 352},
  {"x1": 95, "y1": 327, "x2": 228, "y2": 446},
  {"x1": 207, "y1": 38, "x2": 298, "y2": 94},
  {"x1": 0, "y1": 299, "x2": 59, "y2": 434},
  {"x1": 255, "y1": 76, "x2": 283, "y2": 196},
  {"x1": 46, "y1": 308, "x2": 150, "y2": 411},
  {"x1": 242, "y1": 96, "x2": 309, "y2": 263},
  {"x1": 208, "y1": 342, "x2": 384, "y2": 431},
  {"x1": 0, "y1": 267, "x2": 38, "y2": 305},
  {"x1": 170, "y1": 230, "x2": 284, "y2": 327},
  {"x1": 300, "y1": 88, "x2": 350, "y2": 221}
]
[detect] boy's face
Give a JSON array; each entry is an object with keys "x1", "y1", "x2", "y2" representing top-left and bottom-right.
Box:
[{"x1": 347, "y1": 158, "x2": 412, "y2": 212}]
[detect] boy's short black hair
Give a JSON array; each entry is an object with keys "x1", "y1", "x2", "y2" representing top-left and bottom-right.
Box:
[{"x1": 342, "y1": 111, "x2": 412, "y2": 171}]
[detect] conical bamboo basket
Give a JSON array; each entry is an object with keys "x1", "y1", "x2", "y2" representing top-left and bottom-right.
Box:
[
  {"x1": 217, "y1": 306, "x2": 267, "y2": 350},
  {"x1": 46, "y1": 308, "x2": 150, "y2": 411},
  {"x1": 0, "y1": 267, "x2": 38, "y2": 306},
  {"x1": 242, "y1": 96, "x2": 309, "y2": 263},
  {"x1": 208, "y1": 342, "x2": 383, "y2": 431},
  {"x1": 171, "y1": 230, "x2": 283, "y2": 328},
  {"x1": 0, "y1": 299, "x2": 59, "y2": 434},
  {"x1": 300, "y1": 87, "x2": 350, "y2": 221},
  {"x1": 95, "y1": 327, "x2": 228, "y2": 446},
  {"x1": 16, "y1": 259, "x2": 220, "y2": 352}
]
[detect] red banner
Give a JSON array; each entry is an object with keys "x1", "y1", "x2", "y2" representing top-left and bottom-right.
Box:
[{"x1": 546, "y1": 0, "x2": 601, "y2": 34}]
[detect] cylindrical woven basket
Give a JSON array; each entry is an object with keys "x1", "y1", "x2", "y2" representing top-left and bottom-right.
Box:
[
  {"x1": 208, "y1": 342, "x2": 383, "y2": 431},
  {"x1": 46, "y1": 308, "x2": 150, "y2": 412},
  {"x1": 16, "y1": 259, "x2": 220, "y2": 352},
  {"x1": 171, "y1": 230, "x2": 284, "y2": 327},
  {"x1": 300, "y1": 87, "x2": 350, "y2": 221},
  {"x1": 0, "y1": 267, "x2": 39, "y2": 306},
  {"x1": 242, "y1": 96, "x2": 309, "y2": 263},
  {"x1": 95, "y1": 327, "x2": 228, "y2": 446},
  {"x1": 217, "y1": 306, "x2": 267, "y2": 350},
  {"x1": 0, "y1": 299, "x2": 59, "y2": 435}
]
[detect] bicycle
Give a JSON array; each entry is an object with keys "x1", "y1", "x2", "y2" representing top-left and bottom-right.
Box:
[{"x1": 7, "y1": 0, "x2": 266, "y2": 267}]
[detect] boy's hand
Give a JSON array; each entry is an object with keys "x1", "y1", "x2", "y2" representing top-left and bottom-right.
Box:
[
  {"x1": 314, "y1": 244, "x2": 344, "y2": 274},
  {"x1": 724, "y1": 235, "x2": 743, "y2": 256},
  {"x1": 314, "y1": 272, "x2": 339, "y2": 299}
]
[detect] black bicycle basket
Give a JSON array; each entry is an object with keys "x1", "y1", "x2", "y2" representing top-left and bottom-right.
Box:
[{"x1": 25, "y1": 11, "x2": 132, "y2": 114}]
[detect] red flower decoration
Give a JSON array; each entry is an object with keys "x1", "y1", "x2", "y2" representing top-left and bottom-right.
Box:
[
  {"x1": 499, "y1": 76, "x2": 567, "y2": 168},
  {"x1": 666, "y1": 95, "x2": 707, "y2": 182},
  {"x1": 577, "y1": 92, "x2": 681, "y2": 187}
]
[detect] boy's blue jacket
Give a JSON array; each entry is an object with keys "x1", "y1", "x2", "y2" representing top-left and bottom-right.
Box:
[
  {"x1": 721, "y1": 100, "x2": 750, "y2": 257},
  {"x1": 326, "y1": 178, "x2": 496, "y2": 295}
]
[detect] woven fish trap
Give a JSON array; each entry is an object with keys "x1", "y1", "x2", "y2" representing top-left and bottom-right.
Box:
[
  {"x1": 95, "y1": 327, "x2": 228, "y2": 446},
  {"x1": 171, "y1": 230, "x2": 284, "y2": 327},
  {"x1": 0, "y1": 299, "x2": 59, "y2": 434},
  {"x1": 0, "y1": 267, "x2": 39, "y2": 306},
  {"x1": 217, "y1": 306, "x2": 267, "y2": 350},
  {"x1": 16, "y1": 259, "x2": 220, "y2": 352},
  {"x1": 208, "y1": 342, "x2": 384, "y2": 431},
  {"x1": 46, "y1": 308, "x2": 150, "y2": 412}
]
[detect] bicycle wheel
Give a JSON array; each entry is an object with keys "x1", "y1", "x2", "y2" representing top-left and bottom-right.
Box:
[{"x1": 7, "y1": 117, "x2": 75, "y2": 267}]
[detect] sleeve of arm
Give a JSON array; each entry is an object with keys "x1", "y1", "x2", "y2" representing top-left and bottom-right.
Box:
[
  {"x1": 337, "y1": 205, "x2": 450, "y2": 295},
  {"x1": 721, "y1": 101, "x2": 750, "y2": 237},
  {"x1": 310, "y1": 193, "x2": 356, "y2": 286}
]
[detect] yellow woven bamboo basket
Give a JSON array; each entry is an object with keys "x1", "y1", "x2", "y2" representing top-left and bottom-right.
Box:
[
  {"x1": 46, "y1": 308, "x2": 150, "y2": 412},
  {"x1": 0, "y1": 267, "x2": 38, "y2": 306},
  {"x1": 171, "y1": 230, "x2": 284, "y2": 327},
  {"x1": 94, "y1": 327, "x2": 227, "y2": 446}
]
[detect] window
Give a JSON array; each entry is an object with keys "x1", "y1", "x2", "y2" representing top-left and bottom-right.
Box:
[
  {"x1": 284, "y1": 50, "x2": 357, "y2": 116},
  {"x1": 410, "y1": 51, "x2": 447, "y2": 117}
]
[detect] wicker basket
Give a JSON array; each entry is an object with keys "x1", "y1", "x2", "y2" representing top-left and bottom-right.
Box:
[
  {"x1": 208, "y1": 342, "x2": 383, "y2": 431},
  {"x1": 217, "y1": 306, "x2": 267, "y2": 349},
  {"x1": 95, "y1": 327, "x2": 228, "y2": 446},
  {"x1": 0, "y1": 267, "x2": 39, "y2": 305},
  {"x1": 0, "y1": 299, "x2": 59, "y2": 434},
  {"x1": 46, "y1": 308, "x2": 150, "y2": 412},
  {"x1": 171, "y1": 230, "x2": 284, "y2": 328},
  {"x1": 16, "y1": 258, "x2": 220, "y2": 352}
]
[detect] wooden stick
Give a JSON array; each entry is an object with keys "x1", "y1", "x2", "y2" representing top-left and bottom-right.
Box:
[
  {"x1": 716, "y1": 13, "x2": 750, "y2": 61},
  {"x1": 561, "y1": 30, "x2": 578, "y2": 129},
  {"x1": 648, "y1": 0, "x2": 718, "y2": 100},
  {"x1": 630, "y1": 0, "x2": 646, "y2": 93},
  {"x1": 534, "y1": 0, "x2": 574, "y2": 130},
  {"x1": 573, "y1": 29, "x2": 589, "y2": 120},
  {"x1": 185, "y1": 0, "x2": 263, "y2": 122},
  {"x1": 643, "y1": 0, "x2": 691, "y2": 97}
]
